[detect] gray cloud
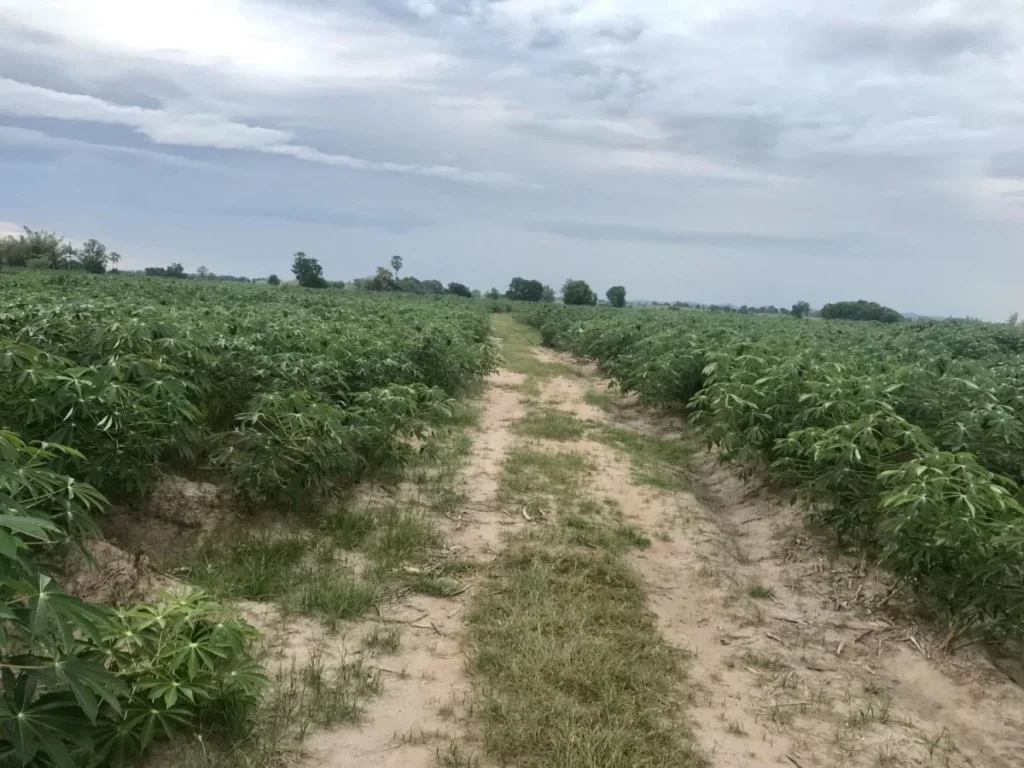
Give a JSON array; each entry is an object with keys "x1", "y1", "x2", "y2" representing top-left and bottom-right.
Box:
[
  {"x1": 534, "y1": 221, "x2": 854, "y2": 250},
  {"x1": 813, "y1": 19, "x2": 1013, "y2": 68},
  {"x1": 1, "y1": 0, "x2": 1023, "y2": 319}
]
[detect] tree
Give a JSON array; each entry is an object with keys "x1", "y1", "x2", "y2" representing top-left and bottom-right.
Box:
[
  {"x1": 267, "y1": 274, "x2": 281, "y2": 286},
  {"x1": 562, "y1": 279, "x2": 597, "y2": 306},
  {"x1": 1009, "y1": 312, "x2": 1019, "y2": 327},
  {"x1": 197, "y1": 265, "x2": 210, "y2": 279},
  {"x1": 606, "y1": 285, "x2": 627, "y2": 308},
  {"x1": 447, "y1": 282, "x2": 472, "y2": 298},
  {"x1": 166, "y1": 262, "x2": 186, "y2": 278},
  {"x1": 292, "y1": 251, "x2": 327, "y2": 288},
  {"x1": 791, "y1": 301, "x2": 811, "y2": 319},
  {"x1": 541, "y1": 285, "x2": 556, "y2": 303},
  {"x1": 486, "y1": 288, "x2": 500, "y2": 300},
  {"x1": 820, "y1": 300, "x2": 901, "y2": 323},
  {"x1": 390, "y1": 255, "x2": 403, "y2": 278},
  {"x1": 364, "y1": 266, "x2": 396, "y2": 291},
  {"x1": 0, "y1": 227, "x2": 73, "y2": 268},
  {"x1": 76, "y1": 239, "x2": 113, "y2": 274},
  {"x1": 506, "y1": 277, "x2": 544, "y2": 302}
]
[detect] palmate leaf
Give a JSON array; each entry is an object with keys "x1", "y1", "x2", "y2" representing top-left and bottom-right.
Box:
[
  {"x1": 28, "y1": 574, "x2": 114, "y2": 651},
  {"x1": 0, "y1": 676, "x2": 94, "y2": 768}
]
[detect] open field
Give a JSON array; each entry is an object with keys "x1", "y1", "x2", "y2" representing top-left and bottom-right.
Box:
[{"x1": 3, "y1": 273, "x2": 1024, "y2": 768}]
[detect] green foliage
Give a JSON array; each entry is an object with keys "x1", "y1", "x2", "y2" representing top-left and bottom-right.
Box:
[
  {"x1": 541, "y1": 285, "x2": 556, "y2": 303},
  {"x1": 390, "y1": 255, "x2": 403, "y2": 278},
  {"x1": 606, "y1": 286, "x2": 627, "y2": 308},
  {"x1": 486, "y1": 288, "x2": 500, "y2": 300},
  {"x1": 790, "y1": 300, "x2": 810, "y2": 319},
  {"x1": 820, "y1": 300, "x2": 902, "y2": 323},
  {"x1": 291, "y1": 252, "x2": 326, "y2": 288},
  {"x1": 143, "y1": 263, "x2": 186, "y2": 278},
  {"x1": 514, "y1": 302, "x2": 1024, "y2": 644},
  {"x1": 0, "y1": 431, "x2": 265, "y2": 767},
  {"x1": 446, "y1": 282, "x2": 472, "y2": 298},
  {"x1": 561, "y1": 280, "x2": 597, "y2": 306},
  {"x1": 0, "y1": 228, "x2": 74, "y2": 269},
  {"x1": 267, "y1": 274, "x2": 280, "y2": 286},
  {"x1": 0, "y1": 271, "x2": 497, "y2": 506},
  {"x1": 506, "y1": 277, "x2": 544, "y2": 302},
  {"x1": 76, "y1": 240, "x2": 120, "y2": 275}
]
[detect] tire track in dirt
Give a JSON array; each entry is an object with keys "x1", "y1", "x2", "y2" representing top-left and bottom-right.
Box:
[
  {"x1": 298, "y1": 368, "x2": 525, "y2": 768},
  {"x1": 530, "y1": 346, "x2": 1024, "y2": 768}
]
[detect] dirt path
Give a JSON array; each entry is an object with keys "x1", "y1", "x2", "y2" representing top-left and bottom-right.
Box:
[
  {"x1": 524, "y1": 344, "x2": 1024, "y2": 768},
  {"x1": 291, "y1": 320, "x2": 1024, "y2": 768},
  {"x1": 298, "y1": 367, "x2": 524, "y2": 768}
]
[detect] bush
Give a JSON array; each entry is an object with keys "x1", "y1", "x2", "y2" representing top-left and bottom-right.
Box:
[
  {"x1": 0, "y1": 431, "x2": 266, "y2": 768},
  {"x1": 506, "y1": 277, "x2": 544, "y2": 302},
  {"x1": 606, "y1": 286, "x2": 626, "y2": 308},
  {"x1": 292, "y1": 252, "x2": 327, "y2": 288},
  {"x1": 820, "y1": 300, "x2": 902, "y2": 323},
  {"x1": 562, "y1": 279, "x2": 597, "y2": 306},
  {"x1": 447, "y1": 282, "x2": 472, "y2": 298}
]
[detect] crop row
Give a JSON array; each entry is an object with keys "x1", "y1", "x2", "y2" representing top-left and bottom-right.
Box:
[
  {"x1": 519, "y1": 303, "x2": 1024, "y2": 647},
  {"x1": 0, "y1": 271, "x2": 496, "y2": 766},
  {"x1": 0, "y1": 271, "x2": 496, "y2": 506}
]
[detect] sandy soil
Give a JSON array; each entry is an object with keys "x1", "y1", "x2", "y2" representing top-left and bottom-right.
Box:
[
  {"x1": 296, "y1": 367, "x2": 525, "y2": 768},
  {"x1": 533, "y1": 350, "x2": 1024, "y2": 768}
]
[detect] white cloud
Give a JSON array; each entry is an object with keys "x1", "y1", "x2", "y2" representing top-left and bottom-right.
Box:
[
  {"x1": 0, "y1": 221, "x2": 22, "y2": 238},
  {"x1": 0, "y1": 78, "x2": 527, "y2": 187},
  {"x1": 0, "y1": 0, "x2": 450, "y2": 85}
]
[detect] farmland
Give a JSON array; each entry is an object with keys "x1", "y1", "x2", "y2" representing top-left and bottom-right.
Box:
[
  {"x1": 519, "y1": 303, "x2": 1024, "y2": 645},
  {"x1": 3, "y1": 269, "x2": 1024, "y2": 768},
  {"x1": 0, "y1": 270, "x2": 495, "y2": 767}
]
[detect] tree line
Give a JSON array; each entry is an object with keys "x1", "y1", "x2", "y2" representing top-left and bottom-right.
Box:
[{"x1": 3, "y1": 228, "x2": 922, "y2": 322}]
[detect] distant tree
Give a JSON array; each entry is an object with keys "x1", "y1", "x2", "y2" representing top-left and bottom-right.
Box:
[
  {"x1": 562, "y1": 279, "x2": 597, "y2": 306},
  {"x1": 820, "y1": 300, "x2": 901, "y2": 323},
  {"x1": 791, "y1": 301, "x2": 811, "y2": 319},
  {"x1": 365, "y1": 266, "x2": 396, "y2": 292},
  {"x1": 1009, "y1": 312, "x2": 1019, "y2": 327},
  {"x1": 390, "y1": 255, "x2": 403, "y2": 279},
  {"x1": 76, "y1": 239, "x2": 114, "y2": 274},
  {"x1": 0, "y1": 227, "x2": 74, "y2": 268},
  {"x1": 541, "y1": 285, "x2": 556, "y2": 303},
  {"x1": 606, "y1": 285, "x2": 627, "y2": 308},
  {"x1": 292, "y1": 251, "x2": 327, "y2": 288},
  {"x1": 506, "y1": 277, "x2": 545, "y2": 302},
  {"x1": 144, "y1": 266, "x2": 167, "y2": 277},
  {"x1": 486, "y1": 288, "x2": 501, "y2": 300},
  {"x1": 267, "y1": 273, "x2": 281, "y2": 286},
  {"x1": 166, "y1": 262, "x2": 186, "y2": 278},
  {"x1": 447, "y1": 282, "x2": 473, "y2": 298},
  {"x1": 197, "y1": 265, "x2": 210, "y2": 279}
]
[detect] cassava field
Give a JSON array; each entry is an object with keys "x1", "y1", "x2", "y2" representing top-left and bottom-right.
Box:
[{"x1": 2, "y1": 270, "x2": 1024, "y2": 768}]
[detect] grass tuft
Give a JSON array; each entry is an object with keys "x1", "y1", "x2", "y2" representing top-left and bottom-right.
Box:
[
  {"x1": 466, "y1": 543, "x2": 705, "y2": 768},
  {"x1": 512, "y1": 408, "x2": 590, "y2": 441},
  {"x1": 592, "y1": 427, "x2": 693, "y2": 490}
]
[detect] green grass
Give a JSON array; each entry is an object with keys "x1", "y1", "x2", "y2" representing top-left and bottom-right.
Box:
[
  {"x1": 583, "y1": 388, "x2": 617, "y2": 410},
  {"x1": 465, "y1": 543, "x2": 705, "y2": 768},
  {"x1": 491, "y1": 315, "x2": 575, "y2": 379},
  {"x1": 592, "y1": 426, "x2": 693, "y2": 490},
  {"x1": 512, "y1": 408, "x2": 591, "y2": 440},
  {"x1": 561, "y1": 515, "x2": 651, "y2": 552},
  {"x1": 297, "y1": 571, "x2": 380, "y2": 630},
  {"x1": 165, "y1": 649, "x2": 382, "y2": 767},
  {"x1": 191, "y1": 532, "x2": 308, "y2": 601},
  {"x1": 361, "y1": 626, "x2": 401, "y2": 654},
  {"x1": 498, "y1": 448, "x2": 594, "y2": 514}
]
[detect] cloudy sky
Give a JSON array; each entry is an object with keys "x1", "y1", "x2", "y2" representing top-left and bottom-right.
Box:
[{"x1": 1, "y1": 1, "x2": 1022, "y2": 318}]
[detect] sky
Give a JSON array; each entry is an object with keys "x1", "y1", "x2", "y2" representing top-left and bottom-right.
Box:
[{"x1": 1, "y1": 1, "x2": 1022, "y2": 319}]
